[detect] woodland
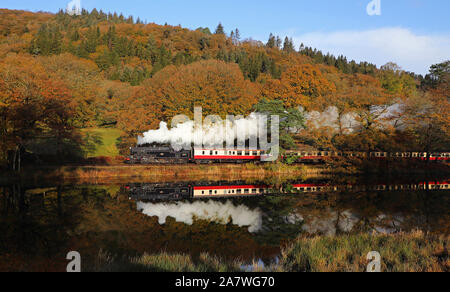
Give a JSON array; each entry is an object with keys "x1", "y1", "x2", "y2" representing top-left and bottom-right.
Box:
[{"x1": 0, "y1": 9, "x2": 448, "y2": 169}]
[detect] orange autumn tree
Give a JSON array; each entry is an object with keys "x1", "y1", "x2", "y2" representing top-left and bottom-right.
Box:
[
  {"x1": 0, "y1": 54, "x2": 76, "y2": 169},
  {"x1": 261, "y1": 64, "x2": 336, "y2": 108},
  {"x1": 401, "y1": 62, "x2": 450, "y2": 153},
  {"x1": 141, "y1": 59, "x2": 259, "y2": 121},
  {"x1": 113, "y1": 60, "x2": 259, "y2": 152},
  {"x1": 38, "y1": 54, "x2": 104, "y2": 127},
  {"x1": 114, "y1": 84, "x2": 162, "y2": 153}
]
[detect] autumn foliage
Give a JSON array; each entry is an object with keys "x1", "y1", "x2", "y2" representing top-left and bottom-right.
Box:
[
  {"x1": 0, "y1": 8, "x2": 448, "y2": 167},
  {"x1": 262, "y1": 64, "x2": 336, "y2": 108}
]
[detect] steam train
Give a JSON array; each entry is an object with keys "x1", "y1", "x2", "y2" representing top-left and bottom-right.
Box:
[
  {"x1": 125, "y1": 144, "x2": 270, "y2": 164},
  {"x1": 126, "y1": 180, "x2": 450, "y2": 201},
  {"x1": 285, "y1": 151, "x2": 450, "y2": 162},
  {"x1": 125, "y1": 144, "x2": 450, "y2": 164}
]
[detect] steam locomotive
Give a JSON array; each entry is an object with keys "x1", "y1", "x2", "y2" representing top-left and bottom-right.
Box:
[
  {"x1": 125, "y1": 144, "x2": 450, "y2": 164},
  {"x1": 125, "y1": 144, "x2": 269, "y2": 164}
]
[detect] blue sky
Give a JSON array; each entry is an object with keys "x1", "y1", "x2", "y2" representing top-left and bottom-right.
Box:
[{"x1": 1, "y1": 0, "x2": 449, "y2": 74}]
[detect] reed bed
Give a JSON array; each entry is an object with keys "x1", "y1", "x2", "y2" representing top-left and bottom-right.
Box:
[
  {"x1": 91, "y1": 231, "x2": 448, "y2": 272},
  {"x1": 279, "y1": 231, "x2": 449, "y2": 272},
  {"x1": 18, "y1": 163, "x2": 324, "y2": 184}
]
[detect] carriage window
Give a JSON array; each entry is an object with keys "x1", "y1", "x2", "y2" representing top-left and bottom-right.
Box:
[
  {"x1": 245, "y1": 151, "x2": 250, "y2": 156},
  {"x1": 202, "y1": 151, "x2": 205, "y2": 155},
  {"x1": 215, "y1": 151, "x2": 218, "y2": 155},
  {"x1": 252, "y1": 189, "x2": 257, "y2": 194},
  {"x1": 237, "y1": 189, "x2": 242, "y2": 194},
  {"x1": 237, "y1": 151, "x2": 243, "y2": 156},
  {"x1": 210, "y1": 151, "x2": 213, "y2": 155},
  {"x1": 201, "y1": 191, "x2": 205, "y2": 195},
  {"x1": 244, "y1": 189, "x2": 250, "y2": 194},
  {"x1": 209, "y1": 190, "x2": 213, "y2": 195}
]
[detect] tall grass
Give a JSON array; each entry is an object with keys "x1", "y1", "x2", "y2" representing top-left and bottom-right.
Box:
[
  {"x1": 89, "y1": 232, "x2": 448, "y2": 272},
  {"x1": 21, "y1": 164, "x2": 323, "y2": 184},
  {"x1": 279, "y1": 231, "x2": 449, "y2": 272},
  {"x1": 91, "y1": 250, "x2": 242, "y2": 272}
]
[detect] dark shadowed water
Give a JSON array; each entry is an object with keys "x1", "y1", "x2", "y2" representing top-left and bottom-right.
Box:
[{"x1": 0, "y1": 176, "x2": 448, "y2": 271}]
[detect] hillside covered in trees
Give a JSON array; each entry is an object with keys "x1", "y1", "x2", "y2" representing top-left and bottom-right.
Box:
[{"x1": 0, "y1": 8, "x2": 448, "y2": 168}]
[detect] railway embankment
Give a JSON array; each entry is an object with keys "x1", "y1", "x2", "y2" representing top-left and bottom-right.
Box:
[
  {"x1": 1, "y1": 163, "x2": 322, "y2": 184},
  {"x1": 1, "y1": 160, "x2": 448, "y2": 185}
]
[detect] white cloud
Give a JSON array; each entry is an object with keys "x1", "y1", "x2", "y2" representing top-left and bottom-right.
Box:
[{"x1": 292, "y1": 27, "x2": 450, "y2": 75}]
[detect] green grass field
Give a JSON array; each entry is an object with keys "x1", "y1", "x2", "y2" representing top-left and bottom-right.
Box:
[{"x1": 81, "y1": 128, "x2": 123, "y2": 158}]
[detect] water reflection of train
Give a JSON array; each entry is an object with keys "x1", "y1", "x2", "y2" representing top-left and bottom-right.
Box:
[
  {"x1": 126, "y1": 180, "x2": 450, "y2": 201},
  {"x1": 126, "y1": 144, "x2": 450, "y2": 164}
]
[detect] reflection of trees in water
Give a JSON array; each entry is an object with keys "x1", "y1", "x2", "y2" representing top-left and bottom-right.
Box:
[
  {"x1": 0, "y1": 184, "x2": 83, "y2": 271},
  {"x1": 0, "y1": 182, "x2": 447, "y2": 271},
  {"x1": 289, "y1": 190, "x2": 449, "y2": 236},
  {"x1": 0, "y1": 185, "x2": 280, "y2": 271}
]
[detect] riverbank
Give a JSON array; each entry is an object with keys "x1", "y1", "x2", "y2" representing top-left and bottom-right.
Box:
[
  {"x1": 1, "y1": 163, "x2": 324, "y2": 184},
  {"x1": 1, "y1": 160, "x2": 448, "y2": 185},
  {"x1": 92, "y1": 231, "x2": 448, "y2": 272}
]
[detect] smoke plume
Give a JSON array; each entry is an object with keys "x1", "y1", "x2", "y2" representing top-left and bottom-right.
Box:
[
  {"x1": 138, "y1": 113, "x2": 264, "y2": 151},
  {"x1": 302, "y1": 104, "x2": 404, "y2": 134},
  {"x1": 137, "y1": 200, "x2": 263, "y2": 233}
]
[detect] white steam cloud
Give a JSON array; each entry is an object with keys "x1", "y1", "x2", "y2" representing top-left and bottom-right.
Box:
[
  {"x1": 301, "y1": 210, "x2": 359, "y2": 236},
  {"x1": 137, "y1": 104, "x2": 403, "y2": 150},
  {"x1": 137, "y1": 200, "x2": 263, "y2": 233},
  {"x1": 66, "y1": 0, "x2": 81, "y2": 16},
  {"x1": 302, "y1": 104, "x2": 404, "y2": 134},
  {"x1": 137, "y1": 113, "x2": 264, "y2": 151},
  {"x1": 302, "y1": 107, "x2": 359, "y2": 134},
  {"x1": 286, "y1": 209, "x2": 360, "y2": 236}
]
